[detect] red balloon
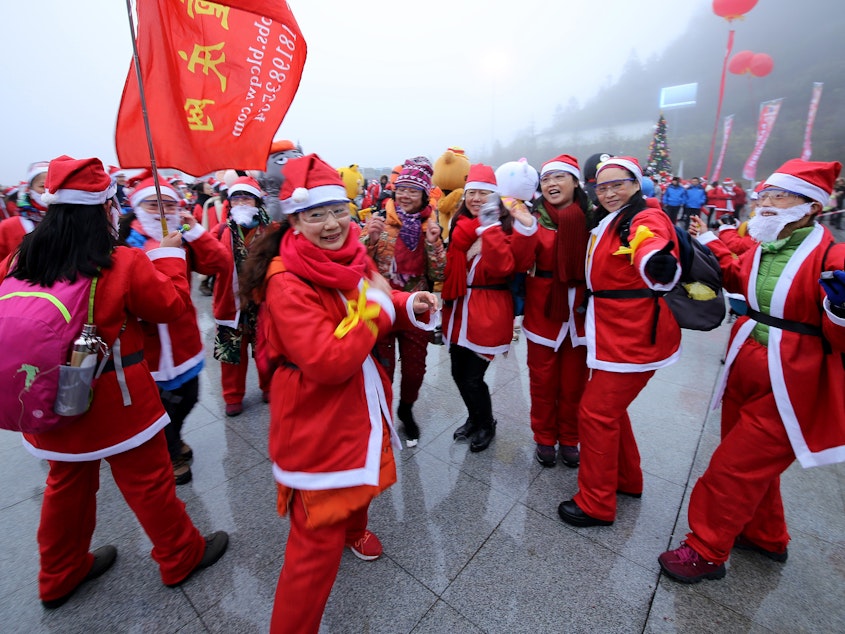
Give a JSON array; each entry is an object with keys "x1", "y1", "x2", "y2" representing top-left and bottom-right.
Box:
[
  {"x1": 713, "y1": 0, "x2": 758, "y2": 21},
  {"x1": 749, "y1": 53, "x2": 774, "y2": 77},
  {"x1": 728, "y1": 50, "x2": 755, "y2": 75}
]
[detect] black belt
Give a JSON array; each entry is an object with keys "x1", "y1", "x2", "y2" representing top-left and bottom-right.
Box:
[
  {"x1": 582, "y1": 288, "x2": 663, "y2": 344},
  {"x1": 102, "y1": 350, "x2": 144, "y2": 374},
  {"x1": 534, "y1": 269, "x2": 554, "y2": 279},
  {"x1": 745, "y1": 308, "x2": 823, "y2": 337},
  {"x1": 467, "y1": 283, "x2": 509, "y2": 291}
]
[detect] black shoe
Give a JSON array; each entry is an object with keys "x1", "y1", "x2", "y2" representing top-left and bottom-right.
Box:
[
  {"x1": 557, "y1": 500, "x2": 613, "y2": 527},
  {"x1": 616, "y1": 490, "x2": 642, "y2": 499},
  {"x1": 397, "y1": 401, "x2": 420, "y2": 447},
  {"x1": 166, "y1": 531, "x2": 229, "y2": 588},
  {"x1": 198, "y1": 280, "x2": 213, "y2": 296},
  {"x1": 469, "y1": 422, "x2": 496, "y2": 453},
  {"x1": 453, "y1": 418, "x2": 478, "y2": 441},
  {"x1": 733, "y1": 535, "x2": 788, "y2": 562},
  {"x1": 535, "y1": 444, "x2": 557, "y2": 467},
  {"x1": 42, "y1": 545, "x2": 117, "y2": 610},
  {"x1": 558, "y1": 444, "x2": 580, "y2": 468}
]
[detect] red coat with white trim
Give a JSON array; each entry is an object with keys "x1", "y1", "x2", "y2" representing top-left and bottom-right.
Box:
[
  {"x1": 211, "y1": 222, "x2": 261, "y2": 328},
  {"x1": 264, "y1": 270, "x2": 429, "y2": 490},
  {"x1": 523, "y1": 223, "x2": 587, "y2": 349},
  {"x1": 0, "y1": 246, "x2": 192, "y2": 461},
  {"x1": 704, "y1": 224, "x2": 845, "y2": 467},
  {"x1": 130, "y1": 222, "x2": 229, "y2": 381},
  {"x1": 0, "y1": 216, "x2": 33, "y2": 261},
  {"x1": 585, "y1": 205, "x2": 682, "y2": 371},
  {"x1": 444, "y1": 219, "x2": 537, "y2": 355}
]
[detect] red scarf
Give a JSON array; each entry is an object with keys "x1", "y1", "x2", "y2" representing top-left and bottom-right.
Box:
[
  {"x1": 545, "y1": 201, "x2": 588, "y2": 321},
  {"x1": 442, "y1": 215, "x2": 480, "y2": 301},
  {"x1": 280, "y1": 223, "x2": 374, "y2": 291}
]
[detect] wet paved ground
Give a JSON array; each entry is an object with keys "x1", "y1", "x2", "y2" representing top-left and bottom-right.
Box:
[{"x1": 2, "y1": 227, "x2": 844, "y2": 633}]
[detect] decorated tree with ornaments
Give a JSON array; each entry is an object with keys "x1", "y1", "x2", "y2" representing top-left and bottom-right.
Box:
[{"x1": 646, "y1": 113, "x2": 672, "y2": 176}]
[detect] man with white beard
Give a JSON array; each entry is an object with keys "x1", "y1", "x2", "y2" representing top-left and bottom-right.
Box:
[{"x1": 658, "y1": 159, "x2": 845, "y2": 584}]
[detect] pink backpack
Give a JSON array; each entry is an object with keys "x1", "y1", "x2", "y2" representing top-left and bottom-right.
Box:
[{"x1": 0, "y1": 274, "x2": 101, "y2": 433}]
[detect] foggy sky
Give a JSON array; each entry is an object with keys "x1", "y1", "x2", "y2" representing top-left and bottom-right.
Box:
[{"x1": 0, "y1": 0, "x2": 710, "y2": 183}]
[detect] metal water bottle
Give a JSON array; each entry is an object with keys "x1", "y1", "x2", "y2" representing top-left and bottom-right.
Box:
[{"x1": 70, "y1": 324, "x2": 99, "y2": 368}]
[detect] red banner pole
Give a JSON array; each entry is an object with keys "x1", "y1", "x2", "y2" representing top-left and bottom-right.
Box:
[{"x1": 706, "y1": 29, "x2": 735, "y2": 181}]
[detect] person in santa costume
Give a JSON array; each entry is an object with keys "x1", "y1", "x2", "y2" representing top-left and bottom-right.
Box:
[
  {"x1": 442, "y1": 163, "x2": 538, "y2": 453},
  {"x1": 119, "y1": 177, "x2": 229, "y2": 484},
  {"x1": 558, "y1": 156, "x2": 682, "y2": 528},
  {"x1": 363, "y1": 156, "x2": 446, "y2": 447},
  {"x1": 0, "y1": 161, "x2": 49, "y2": 260},
  {"x1": 211, "y1": 176, "x2": 274, "y2": 416},
  {"x1": 522, "y1": 154, "x2": 594, "y2": 469},
  {"x1": 659, "y1": 159, "x2": 845, "y2": 583},
  {"x1": 237, "y1": 154, "x2": 437, "y2": 633},
  {"x1": 0, "y1": 156, "x2": 228, "y2": 609}
]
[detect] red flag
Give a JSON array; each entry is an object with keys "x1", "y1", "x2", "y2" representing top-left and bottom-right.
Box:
[
  {"x1": 710, "y1": 114, "x2": 734, "y2": 184},
  {"x1": 116, "y1": 1, "x2": 306, "y2": 176},
  {"x1": 742, "y1": 98, "x2": 783, "y2": 183},
  {"x1": 800, "y1": 82, "x2": 823, "y2": 161}
]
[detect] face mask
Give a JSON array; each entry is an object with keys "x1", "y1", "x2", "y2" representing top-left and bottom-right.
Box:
[
  {"x1": 136, "y1": 209, "x2": 181, "y2": 242},
  {"x1": 746, "y1": 202, "x2": 813, "y2": 243},
  {"x1": 230, "y1": 204, "x2": 259, "y2": 228}
]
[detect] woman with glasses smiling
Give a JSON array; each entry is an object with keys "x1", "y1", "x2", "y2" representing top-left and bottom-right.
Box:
[
  {"x1": 558, "y1": 156, "x2": 682, "y2": 529},
  {"x1": 238, "y1": 154, "x2": 437, "y2": 631}
]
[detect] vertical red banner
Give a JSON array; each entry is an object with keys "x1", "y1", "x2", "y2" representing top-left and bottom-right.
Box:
[
  {"x1": 116, "y1": 0, "x2": 307, "y2": 176},
  {"x1": 742, "y1": 98, "x2": 783, "y2": 183},
  {"x1": 710, "y1": 114, "x2": 734, "y2": 184},
  {"x1": 800, "y1": 82, "x2": 823, "y2": 161}
]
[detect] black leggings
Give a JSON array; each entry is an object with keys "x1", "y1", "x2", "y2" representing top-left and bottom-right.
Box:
[
  {"x1": 160, "y1": 376, "x2": 200, "y2": 460},
  {"x1": 449, "y1": 345, "x2": 494, "y2": 430}
]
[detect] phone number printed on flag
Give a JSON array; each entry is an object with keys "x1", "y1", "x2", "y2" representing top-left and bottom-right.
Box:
[{"x1": 234, "y1": 19, "x2": 298, "y2": 137}]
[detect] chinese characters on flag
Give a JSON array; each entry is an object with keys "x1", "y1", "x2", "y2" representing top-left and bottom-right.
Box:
[{"x1": 116, "y1": 0, "x2": 306, "y2": 176}]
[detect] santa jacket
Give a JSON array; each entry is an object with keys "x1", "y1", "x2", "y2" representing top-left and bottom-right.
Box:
[
  {"x1": 702, "y1": 223, "x2": 845, "y2": 468},
  {"x1": 264, "y1": 269, "x2": 431, "y2": 490},
  {"x1": 0, "y1": 216, "x2": 33, "y2": 261},
  {"x1": 523, "y1": 223, "x2": 587, "y2": 350},
  {"x1": 130, "y1": 222, "x2": 229, "y2": 383},
  {"x1": 0, "y1": 246, "x2": 192, "y2": 461},
  {"x1": 444, "y1": 218, "x2": 537, "y2": 355},
  {"x1": 585, "y1": 205, "x2": 682, "y2": 371}
]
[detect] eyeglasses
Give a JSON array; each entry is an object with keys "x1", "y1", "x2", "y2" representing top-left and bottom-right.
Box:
[
  {"x1": 229, "y1": 194, "x2": 257, "y2": 205},
  {"x1": 594, "y1": 179, "x2": 636, "y2": 196},
  {"x1": 757, "y1": 188, "x2": 803, "y2": 204},
  {"x1": 299, "y1": 206, "x2": 349, "y2": 224},
  {"x1": 540, "y1": 173, "x2": 571, "y2": 186},
  {"x1": 140, "y1": 199, "x2": 179, "y2": 212}
]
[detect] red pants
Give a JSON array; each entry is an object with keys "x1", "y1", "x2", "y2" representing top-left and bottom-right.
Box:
[
  {"x1": 376, "y1": 326, "x2": 430, "y2": 404},
  {"x1": 270, "y1": 492, "x2": 369, "y2": 633},
  {"x1": 527, "y1": 338, "x2": 587, "y2": 446},
  {"x1": 686, "y1": 340, "x2": 793, "y2": 564},
  {"x1": 221, "y1": 335, "x2": 272, "y2": 405},
  {"x1": 38, "y1": 431, "x2": 205, "y2": 601},
  {"x1": 574, "y1": 369, "x2": 653, "y2": 521}
]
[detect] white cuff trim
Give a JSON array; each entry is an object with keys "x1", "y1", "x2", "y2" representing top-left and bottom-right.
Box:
[{"x1": 146, "y1": 247, "x2": 186, "y2": 261}]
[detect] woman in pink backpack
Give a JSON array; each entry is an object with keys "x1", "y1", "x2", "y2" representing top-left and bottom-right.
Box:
[{"x1": 0, "y1": 156, "x2": 228, "y2": 609}]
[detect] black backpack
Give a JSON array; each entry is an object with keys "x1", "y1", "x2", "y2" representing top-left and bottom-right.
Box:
[{"x1": 666, "y1": 227, "x2": 726, "y2": 331}]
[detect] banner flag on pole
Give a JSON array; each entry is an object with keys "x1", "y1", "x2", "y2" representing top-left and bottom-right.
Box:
[
  {"x1": 742, "y1": 98, "x2": 783, "y2": 183},
  {"x1": 710, "y1": 114, "x2": 734, "y2": 184},
  {"x1": 800, "y1": 82, "x2": 823, "y2": 161},
  {"x1": 116, "y1": 0, "x2": 306, "y2": 176}
]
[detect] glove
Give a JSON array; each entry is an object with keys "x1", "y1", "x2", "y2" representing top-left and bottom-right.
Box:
[
  {"x1": 820, "y1": 270, "x2": 845, "y2": 307},
  {"x1": 645, "y1": 241, "x2": 677, "y2": 284},
  {"x1": 478, "y1": 193, "x2": 501, "y2": 227}
]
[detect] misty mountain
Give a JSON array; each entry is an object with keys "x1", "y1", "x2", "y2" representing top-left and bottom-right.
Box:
[{"x1": 486, "y1": 0, "x2": 845, "y2": 181}]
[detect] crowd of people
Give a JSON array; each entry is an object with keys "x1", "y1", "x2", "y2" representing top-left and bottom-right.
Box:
[{"x1": 2, "y1": 148, "x2": 844, "y2": 632}]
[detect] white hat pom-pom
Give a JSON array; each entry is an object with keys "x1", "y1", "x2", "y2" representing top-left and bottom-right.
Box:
[
  {"x1": 40, "y1": 191, "x2": 58, "y2": 205},
  {"x1": 292, "y1": 187, "x2": 309, "y2": 203}
]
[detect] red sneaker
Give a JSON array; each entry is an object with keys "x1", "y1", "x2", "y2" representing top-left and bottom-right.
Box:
[
  {"x1": 225, "y1": 402, "x2": 243, "y2": 417},
  {"x1": 658, "y1": 542, "x2": 726, "y2": 583},
  {"x1": 346, "y1": 530, "x2": 383, "y2": 561}
]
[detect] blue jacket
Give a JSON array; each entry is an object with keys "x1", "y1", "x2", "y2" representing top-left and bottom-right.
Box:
[
  {"x1": 685, "y1": 185, "x2": 707, "y2": 209},
  {"x1": 662, "y1": 184, "x2": 687, "y2": 207}
]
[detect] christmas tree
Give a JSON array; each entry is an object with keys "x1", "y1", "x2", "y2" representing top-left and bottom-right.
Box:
[{"x1": 647, "y1": 113, "x2": 672, "y2": 176}]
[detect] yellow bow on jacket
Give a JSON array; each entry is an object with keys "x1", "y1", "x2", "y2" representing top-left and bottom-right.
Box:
[{"x1": 334, "y1": 280, "x2": 381, "y2": 339}]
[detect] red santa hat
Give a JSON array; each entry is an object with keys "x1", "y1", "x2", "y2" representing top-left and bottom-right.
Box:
[
  {"x1": 40, "y1": 155, "x2": 117, "y2": 206},
  {"x1": 723, "y1": 177, "x2": 734, "y2": 186},
  {"x1": 130, "y1": 176, "x2": 179, "y2": 208},
  {"x1": 228, "y1": 176, "x2": 264, "y2": 199},
  {"x1": 279, "y1": 154, "x2": 349, "y2": 215},
  {"x1": 464, "y1": 163, "x2": 498, "y2": 193},
  {"x1": 763, "y1": 158, "x2": 842, "y2": 205},
  {"x1": 540, "y1": 154, "x2": 581, "y2": 181},
  {"x1": 108, "y1": 165, "x2": 125, "y2": 178},
  {"x1": 596, "y1": 156, "x2": 643, "y2": 188},
  {"x1": 26, "y1": 161, "x2": 50, "y2": 185}
]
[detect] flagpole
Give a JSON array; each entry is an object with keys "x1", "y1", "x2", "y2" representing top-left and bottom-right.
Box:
[{"x1": 124, "y1": 0, "x2": 169, "y2": 237}]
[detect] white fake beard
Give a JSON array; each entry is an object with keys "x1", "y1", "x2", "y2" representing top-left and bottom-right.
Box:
[
  {"x1": 137, "y1": 210, "x2": 181, "y2": 242},
  {"x1": 746, "y1": 202, "x2": 813, "y2": 243},
  {"x1": 230, "y1": 204, "x2": 259, "y2": 227}
]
